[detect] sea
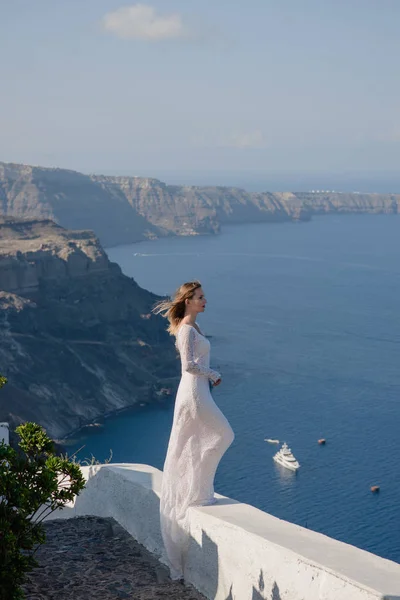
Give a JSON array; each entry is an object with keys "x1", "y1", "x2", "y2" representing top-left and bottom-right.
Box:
[{"x1": 69, "y1": 214, "x2": 400, "y2": 564}]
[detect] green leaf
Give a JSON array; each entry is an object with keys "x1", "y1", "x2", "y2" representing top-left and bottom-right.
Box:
[{"x1": 0, "y1": 421, "x2": 86, "y2": 599}]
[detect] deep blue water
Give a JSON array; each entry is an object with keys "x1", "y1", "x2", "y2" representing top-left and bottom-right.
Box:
[{"x1": 69, "y1": 215, "x2": 400, "y2": 563}]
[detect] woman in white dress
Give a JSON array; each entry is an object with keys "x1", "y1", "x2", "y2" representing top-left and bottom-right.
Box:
[{"x1": 154, "y1": 280, "x2": 234, "y2": 580}]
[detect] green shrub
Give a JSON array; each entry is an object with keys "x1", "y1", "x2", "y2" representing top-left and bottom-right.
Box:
[{"x1": 0, "y1": 421, "x2": 86, "y2": 600}]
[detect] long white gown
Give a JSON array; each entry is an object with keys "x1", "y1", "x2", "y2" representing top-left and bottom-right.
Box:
[{"x1": 160, "y1": 323, "x2": 234, "y2": 580}]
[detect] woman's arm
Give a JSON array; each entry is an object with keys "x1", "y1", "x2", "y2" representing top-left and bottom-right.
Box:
[{"x1": 179, "y1": 326, "x2": 221, "y2": 384}]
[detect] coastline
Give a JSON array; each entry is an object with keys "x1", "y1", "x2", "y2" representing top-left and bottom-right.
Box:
[
  {"x1": 103, "y1": 210, "x2": 399, "y2": 250},
  {"x1": 60, "y1": 380, "x2": 178, "y2": 449}
]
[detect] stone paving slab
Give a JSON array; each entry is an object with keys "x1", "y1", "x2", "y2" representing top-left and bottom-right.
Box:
[{"x1": 24, "y1": 516, "x2": 206, "y2": 600}]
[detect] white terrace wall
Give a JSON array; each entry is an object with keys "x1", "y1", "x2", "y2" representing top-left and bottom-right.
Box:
[{"x1": 48, "y1": 464, "x2": 400, "y2": 600}]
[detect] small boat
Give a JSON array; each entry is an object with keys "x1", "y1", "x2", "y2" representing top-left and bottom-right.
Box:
[
  {"x1": 318, "y1": 438, "x2": 326, "y2": 445},
  {"x1": 273, "y1": 442, "x2": 300, "y2": 471},
  {"x1": 265, "y1": 438, "x2": 280, "y2": 444},
  {"x1": 370, "y1": 485, "x2": 380, "y2": 493}
]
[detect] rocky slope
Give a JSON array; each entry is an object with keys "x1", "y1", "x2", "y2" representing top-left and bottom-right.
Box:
[
  {"x1": 0, "y1": 217, "x2": 177, "y2": 440},
  {"x1": 1, "y1": 162, "x2": 398, "y2": 247}
]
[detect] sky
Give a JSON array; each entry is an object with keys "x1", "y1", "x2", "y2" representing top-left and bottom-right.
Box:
[{"x1": 1, "y1": 0, "x2": 400, "y2": 189}]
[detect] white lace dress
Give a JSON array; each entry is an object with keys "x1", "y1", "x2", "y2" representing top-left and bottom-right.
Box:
[{"x1": 160, "y1": 323, "x2": 234, "y2": 580}]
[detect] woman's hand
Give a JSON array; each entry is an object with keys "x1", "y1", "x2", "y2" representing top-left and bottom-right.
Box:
[{"x1": 213, "y1": 378, "x2": 222, "y2": 387}]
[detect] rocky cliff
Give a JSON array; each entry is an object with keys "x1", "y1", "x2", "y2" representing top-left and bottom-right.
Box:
[
  {"x1": 0, "y1": 162, "x2": 161, "y2": 247},
  {"x1": 1, "y1": 162, "x2": 398, "y2": 247},
  {"x1": 0, "y1": 217, "x2": 177, "y2": 440},
  {"x1": 292, "y1": 191, "x2": 400, "y2": 215}
]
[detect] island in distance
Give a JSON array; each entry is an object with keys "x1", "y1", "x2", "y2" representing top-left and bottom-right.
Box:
[{"x1": 0, "y1": 161, "x2": 399, "y2": 248}]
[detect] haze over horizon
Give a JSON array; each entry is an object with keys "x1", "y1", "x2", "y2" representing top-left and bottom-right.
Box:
[{"x1": 1, "y1": 1, "x2": 400, "y2": 191}]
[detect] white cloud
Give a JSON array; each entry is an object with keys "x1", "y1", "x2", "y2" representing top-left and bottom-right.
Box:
[
  {"x1": 227, "y1": 130, "x2": 266, "y2": 149},
  {"x1": 102, "y1": 4, "x2": 188, "y2": 41}
]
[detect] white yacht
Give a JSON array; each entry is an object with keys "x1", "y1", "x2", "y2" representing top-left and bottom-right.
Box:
[{"x1": 273, "y1": 442, "x2": 300, "y2": 471}]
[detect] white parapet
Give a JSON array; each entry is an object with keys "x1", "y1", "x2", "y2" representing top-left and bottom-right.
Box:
[
  {"x1": 48, "y1": 464, "x2": 400, "y2": 600},
  {"x1": 0, "y1": 422, "x2": 9, "y2": 445}
]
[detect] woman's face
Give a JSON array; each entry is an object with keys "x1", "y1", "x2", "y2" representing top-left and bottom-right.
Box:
[{"x1": 187, "y1": 287, "x2": 207, "y2": 314}]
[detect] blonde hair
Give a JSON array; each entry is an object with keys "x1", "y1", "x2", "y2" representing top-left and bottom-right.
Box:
[{"x1": 153, "y1": 280, "x2": 202, "y2": 336}]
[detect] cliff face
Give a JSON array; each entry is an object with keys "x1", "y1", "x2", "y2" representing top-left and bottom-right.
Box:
[
  {"x1": 91, "y1": 175, "x2": 221, "y2": 237},
  {"x1": 0, "y1": 217, "x2": 177, "y2": 439},
  {"x1": 293, "y1": 192, "x2": 400, "y2": 215},
  {"x1": 1, "y1": 162, "x2": 398, "y2": 247},
  {"x1": 90, "y1": 177, "x2": 308, "y2": 234},
  {"x1": 0, "y1": 163, "x2": 161, "y2": 247},
  {"x1": 0, "y1": 218, "x2": 110, "y2": 294}
]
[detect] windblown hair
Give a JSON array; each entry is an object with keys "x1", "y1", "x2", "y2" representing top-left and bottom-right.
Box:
[{"x1": 153, "y1": 280, "x2": 202, "y2": 336}]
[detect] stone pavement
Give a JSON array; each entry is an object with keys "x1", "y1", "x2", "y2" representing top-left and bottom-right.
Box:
[{"x1": 24, "y1": 516, "x2": 206, "y2": 600}]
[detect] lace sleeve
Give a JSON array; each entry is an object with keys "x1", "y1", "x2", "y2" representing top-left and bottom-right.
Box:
[{"x1": 178, "y1": 326, "x2": 221, "y2": 383}]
